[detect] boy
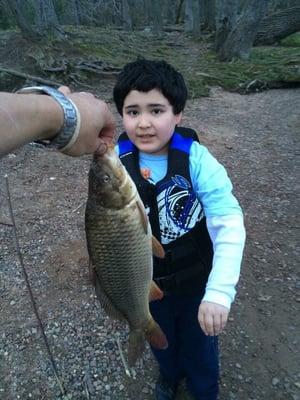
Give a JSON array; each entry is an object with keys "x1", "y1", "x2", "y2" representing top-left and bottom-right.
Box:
[{"x1": 113, "y1": 59, "x2": 246, "y2": 400}]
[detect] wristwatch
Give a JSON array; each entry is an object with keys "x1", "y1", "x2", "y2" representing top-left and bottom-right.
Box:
[{"x1": 17, "y1": 85, "x2": 81, "y2": 152}]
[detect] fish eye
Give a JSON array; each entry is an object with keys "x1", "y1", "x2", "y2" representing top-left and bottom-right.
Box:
[{"x1": 102, "y1": 174, "x2": 111, "y2": 183}]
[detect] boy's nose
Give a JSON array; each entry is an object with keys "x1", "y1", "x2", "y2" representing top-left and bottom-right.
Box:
[{"x1": 138, "y1": 115, "x2": 151, "y2": 128}]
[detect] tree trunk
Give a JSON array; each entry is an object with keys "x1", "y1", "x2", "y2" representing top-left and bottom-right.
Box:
[
  {"x1": 202, "y1": 0, "x2": 216, "y2": 31},
  {"x1": 34, "y1": 0, "x2": 65, "y2": 39},
  {"x1": 142, "y1": 0, "x2": 151, "y2": 26},
  {"x1": 269, "y1": 0, "x2": 299, "y2": 13},
  {"x1": 215, "y1": 0, "x2": 238, "y2": 52},
  {"x1": 185, "y1": 0, "x2": 201, "y2": 37},
  {"x1": 122, "y1": 0, "x2": 133, "y2": 30},
  {"x1": 218, "y1": 0, "x2": 269, "y2": 61},
  {"x1": 151, "y1": 0, "x2": 163, "y2": 33},
  {"x1": 254, "y1": 6, "x2": 300, "y2": 45},
  {"x1": 6, "y1": 0, "x2": 41, "y2": 41},
  {"x1": 175, "y1": 0, "x2": 185, "y2": 24},
  {"x1": 63, "y1": 0, "x2": 81, "y2": 25},
  {"x1": 165, "y1": 0, "x2": 176, "y2": 24}
]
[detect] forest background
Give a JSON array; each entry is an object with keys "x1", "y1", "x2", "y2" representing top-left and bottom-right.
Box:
[{"x1": 0, "y1": 0, "x2": 299, "y2": 96}]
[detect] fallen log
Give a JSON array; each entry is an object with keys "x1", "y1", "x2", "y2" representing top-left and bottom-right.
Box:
[
  {"x1": 255, "y1": 6, "x2": 300, "y2": 46},
  {"x1": 0, "y1": 66, "x2": 63, "y2": 87}
]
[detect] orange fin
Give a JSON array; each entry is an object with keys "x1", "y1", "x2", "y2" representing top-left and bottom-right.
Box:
[
  {"x1": 145, "y1": 318, "x2": 168, "y2": 351},
  {"x1": 136, "y1": 198, "x2": 149, "y2": 234},
  {"x1": 149, "y1": 280, "x2": 164, "y2": 302},
  {"x1": 152, "y1": 236, "x2": 165, "y2": 258}
]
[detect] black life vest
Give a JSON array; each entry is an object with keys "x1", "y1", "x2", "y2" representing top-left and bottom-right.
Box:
[{"x1": 118, "y1": 127, "x2": 213, "y2": 295}]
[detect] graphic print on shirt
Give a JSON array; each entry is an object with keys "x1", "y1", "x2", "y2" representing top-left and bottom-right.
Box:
[{"x1": 157, "y1": 174, "x2": 203, "y2": 244}]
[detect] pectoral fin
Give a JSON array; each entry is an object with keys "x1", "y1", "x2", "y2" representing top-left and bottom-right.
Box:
[
  {"x1": 152, "y1": 236, "x2": 165, "y2": 258},
  {"x1": 149, "y1": 280, "x2": 164, "y2": 302},
  {"x1": 144, "y1": 318, "x2": 168, "y2": 351}
]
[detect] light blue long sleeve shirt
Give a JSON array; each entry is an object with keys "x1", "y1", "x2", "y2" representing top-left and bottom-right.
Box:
[{"x1": 115, "y1": 141, "x2": 246, "y2": 308}]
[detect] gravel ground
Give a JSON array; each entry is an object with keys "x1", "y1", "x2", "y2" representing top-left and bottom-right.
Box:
[{"x1": 0, "y1": 87, "x2": 299, "y2": 400}]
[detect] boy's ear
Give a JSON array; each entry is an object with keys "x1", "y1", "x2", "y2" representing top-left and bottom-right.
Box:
[{"x1": 175, "y1": 112, "x2": 183, "y2": 125}]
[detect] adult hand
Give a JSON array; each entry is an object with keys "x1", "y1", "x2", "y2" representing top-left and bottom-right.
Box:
[
  {"x1": 198, "y1": 301, "x2": 229, "y2": 336},
  {"x1": 58, "y1": 86, "x2": 116, "y2": 156}
]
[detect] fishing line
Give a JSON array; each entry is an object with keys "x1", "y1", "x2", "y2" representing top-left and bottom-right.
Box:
[{"x1": 4, "y1": 174, "x2": 66, "y2": 396}]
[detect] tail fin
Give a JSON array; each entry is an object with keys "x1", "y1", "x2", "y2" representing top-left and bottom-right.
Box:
[
  {"x1": 144, "y1": 318, "x2": 168, "y2": 351},
  {"x1": 128, "y1": 329, "x2": 145, "y2": 366},
  {"x1": 127, "y1": 319, "x2": 168, "y2": 366}
]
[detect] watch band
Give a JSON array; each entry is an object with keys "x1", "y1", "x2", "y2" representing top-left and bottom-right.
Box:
[{"x1": 17, "y1": 85, "x2": 81, "y2": 151}]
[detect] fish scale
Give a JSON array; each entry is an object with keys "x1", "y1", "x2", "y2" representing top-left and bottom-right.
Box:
[
  {"x1": 87, "y1": 207, "x2": 151, "y2": 321},
  {"x1": 85, "y1": 145, "x2": 168, "y2": 365}
]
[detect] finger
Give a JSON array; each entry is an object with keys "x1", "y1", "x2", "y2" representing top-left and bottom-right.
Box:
[
  {"x1": 198, "y1": 310, "x2": 207, "y2": 335},
  {"x1": 78, "y1": 91, "x2": 94, "y2": 98},
  {"x1": 213, "y1": 314, "x2": 222, "y2": 336},
  {"x1": 95, "y1": 140, "x2": 108, "y2": 156},
  {"x1": 99, "y1": 126, "x2": 115, "y2": 143},
  {"x1": 220, "y1": 311, "x2": 228, "y2": 331},
  {"x1": 204, "y1": 313, "x2": 215, "y2": 336},
  {"x1": 58, "y1": 86, "x2": 71, "y2": 95}
]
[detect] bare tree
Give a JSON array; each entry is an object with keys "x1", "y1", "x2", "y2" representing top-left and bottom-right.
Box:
[
  {"x1": 175, "y1": 0, "x2": 185, "y2": 24},
  {"x1": 217, "y1": 0, "x2": 269, "y2": 61},
  {"x1": 63, "y1": 0, "x2": 82, "y2": 25},
  {"x1": 34, "y1": 0, "x2": 65, "y2": 38},
  {"x1": 6, "y1": 0, "x2": 65, "y2": 40},
  {"x1": 151, "y1": 0, "x2": 163, "y2": 33},
  {"x1": 185, "y1": 0, "x2": 201, "y2": 37},
  {"x1": 121, "y1": 0, "x2": 132, "y2": 30},
  {"x1": 269, "y1": 0, "x2": 299, "y2": 12},
  {"x1": 202, "y1": 0, "x2": 216, "y2": 31},
  {"x1": 6, "y1": 0, "x2": 40, "y2": 41},
  {"x1": 255, "y1": 5, "x2": 300, "y2": 45},
  {"x1": 215, "y1": 0, "x2": 238, "y2": 52}
]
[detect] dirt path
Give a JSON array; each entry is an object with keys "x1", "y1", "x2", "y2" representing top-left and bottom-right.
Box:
[{"x1": 0, "y1": 87, "x2": 299, "y2": 400}]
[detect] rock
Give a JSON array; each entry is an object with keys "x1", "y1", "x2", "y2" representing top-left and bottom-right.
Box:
[{"x1": 272, "y1": 377, "x2": 280, "y2": 386}]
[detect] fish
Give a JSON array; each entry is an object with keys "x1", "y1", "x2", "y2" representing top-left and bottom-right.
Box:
[{"x1": 85, "y1": 144, "x2": 168, "y2": 366}]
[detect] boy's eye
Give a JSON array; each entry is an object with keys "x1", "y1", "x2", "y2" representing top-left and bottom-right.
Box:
[
  {"x1": 152, "y1": 108, "x2": 163, "y2": 115},
  {"x1": 127, "y1": 110, "x2": 138, "y2": 116}
]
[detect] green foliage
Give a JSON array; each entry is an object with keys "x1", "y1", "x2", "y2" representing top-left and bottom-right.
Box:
[
  {"x1": 0, "y1": 27, "x2": 299, "y2": 97},
  {"x1": 196, "y1": 45, "x2": 300, "y2": 94},
  {"x1": 0, "y1": 5, "x2": 14, "y2": 29},
  {"x1": 280, "y1": 32, "x2": 300, "y2": 47}
]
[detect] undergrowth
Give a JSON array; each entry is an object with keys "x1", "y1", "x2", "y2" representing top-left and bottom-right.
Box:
[{"x1": 0, "y1": 27, "x2": 299, "y2": 97}]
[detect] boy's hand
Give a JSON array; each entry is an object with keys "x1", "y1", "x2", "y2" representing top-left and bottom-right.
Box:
[{"x1": 198, "y1": 301, "x2": 229, "y2": 336}]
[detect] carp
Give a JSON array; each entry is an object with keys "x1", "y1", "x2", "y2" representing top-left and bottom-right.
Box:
[{"x1": 85, "y1": 144, "x2": 168, "y2": 366}]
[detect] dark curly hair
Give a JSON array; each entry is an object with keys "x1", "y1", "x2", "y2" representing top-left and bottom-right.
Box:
[{"x1": 113, "y1": 58, "x2": 187, "y2": 115}]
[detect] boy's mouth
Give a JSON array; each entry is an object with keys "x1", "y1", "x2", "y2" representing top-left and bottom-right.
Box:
[{"x1": 137, "y1": 133, "x2": 155, "y2": 138}]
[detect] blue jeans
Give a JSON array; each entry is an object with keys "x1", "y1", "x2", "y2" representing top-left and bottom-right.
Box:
[{"x1": 150, "y1": 293, "x2": 219, "y2": 400}]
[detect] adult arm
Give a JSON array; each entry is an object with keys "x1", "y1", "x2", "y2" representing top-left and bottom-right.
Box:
[{"x1": 0, "y1": 86, "x2": 115, "y2": 158}]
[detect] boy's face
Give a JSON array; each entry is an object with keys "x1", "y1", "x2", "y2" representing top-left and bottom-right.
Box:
[{"x1": 122, "y1": 89, "x2": 182, "y2": 155}]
